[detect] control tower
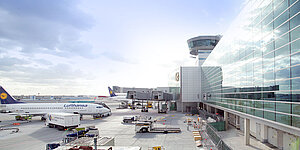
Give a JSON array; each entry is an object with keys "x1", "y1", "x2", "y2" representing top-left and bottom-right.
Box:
[{"x1": 187, "y1": 35, "x2": 221, "y2": 66}]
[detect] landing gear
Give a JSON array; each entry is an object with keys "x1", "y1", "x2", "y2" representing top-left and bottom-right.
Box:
[
  {"x1": 41, "y1": 117, "x2": 46, "y2": 121},
  {"x1": 93, "y1": 114, "x2": 101, "y2": 119},
  {"x1": 141, "y1": 128, "x2": 148, "y2": 133}
]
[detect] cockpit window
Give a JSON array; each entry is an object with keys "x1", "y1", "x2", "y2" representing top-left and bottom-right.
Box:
[
  {"x1": 96, "y1": 106, "x2": 103, "y2": 108},
  {"x1": 95, "y1": 103, "x2": 110, "y2": 110}
]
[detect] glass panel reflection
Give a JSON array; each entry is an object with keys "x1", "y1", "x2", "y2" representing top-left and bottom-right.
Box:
[{"x1": 201, "y1": 0, "x2": 299, "y2": 128}]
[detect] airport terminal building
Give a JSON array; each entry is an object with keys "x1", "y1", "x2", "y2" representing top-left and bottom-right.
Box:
[
  {"x1": 180, "y1": 0, "x2": 300, "y2": 149},
  {"x1": 178, "y1": 35, "x2": 221, "y2": 113}
]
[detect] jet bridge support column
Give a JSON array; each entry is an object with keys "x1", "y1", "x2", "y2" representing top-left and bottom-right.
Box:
[
  {"x1": 224, "y1": 111, "x2": 228, "y2": 131},
  {"x1": 244, "y1": 118, "x2": 250, "y2": 145}
]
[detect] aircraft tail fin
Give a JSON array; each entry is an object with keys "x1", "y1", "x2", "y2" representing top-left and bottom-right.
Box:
[
  {"x1": 108, "y1": 87, "x2": 117, "y2": 97},
  {"x1": 0, "y1": 86, "x2": 23, "y2": 104}
]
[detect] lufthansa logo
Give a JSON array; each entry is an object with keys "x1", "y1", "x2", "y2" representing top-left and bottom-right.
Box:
[
  {"x1": 110, "y1": 91, "x2": 113, "y2": 94},
  {"x1": 0, "y1": 93, "x2": 7, "y2": 99}
]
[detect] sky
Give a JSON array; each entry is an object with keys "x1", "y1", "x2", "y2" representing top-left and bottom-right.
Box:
[{"x1": 0, "y1": 0, "x2": 245, "y2": 96}]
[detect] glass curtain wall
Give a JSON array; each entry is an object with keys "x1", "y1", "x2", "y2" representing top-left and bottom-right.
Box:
[{"x1": 202, "y1": 0, "x2": 300, "y2": 128}]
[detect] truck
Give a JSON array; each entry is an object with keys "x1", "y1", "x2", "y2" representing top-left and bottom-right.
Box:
[
  {"x1": 122, "y1": 116, "x2": 140, "y2": 123},
  {"x1": 122, "y1": 116, "x2": 154, "y2": 124},
  {"x1": 46, "y1": 113, "x2": 80, "y2": 131},
  {"x1": 135, "y1": 121, "x2": 181, "y2": 133}
]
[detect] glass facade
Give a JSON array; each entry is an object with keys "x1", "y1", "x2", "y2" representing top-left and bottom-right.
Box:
[
  {"x1": 202, "y1": 0, "x2": 300, "y2": 128},
  {"x1": 188, "y1": 39, "x2": 218, "y2": 49}
]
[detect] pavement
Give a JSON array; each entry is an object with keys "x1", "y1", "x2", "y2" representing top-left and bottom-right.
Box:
[
  {"x1": 91, "y1": 103, "x2": 204, "y2": 150},
  {"x1": 0, "y1": 100, "x2": 281, "y2": 150},
  {"x1": 218, "y1": 125, "x2": 279, "y2": 150},
  {"x1": 0, "y1": 100, "x2": 212, "y2": 150}
]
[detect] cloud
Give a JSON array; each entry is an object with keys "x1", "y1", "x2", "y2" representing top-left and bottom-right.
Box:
[
  {"x1": 0, "y1": 0, "x2": 245, "y2": 95},
  {"x1": 0, "y1": 62, "x2": 85, "y2": 85},
  {"x1": 0, "y1": 0, "x2": 94, "y2": 58},
  {"x1": 101, "y1": 51, "x2": 137, "y2": 64},
  {"x1": 0, "y1": 57, "x2": 30, "y2": 71},
  {"x1": 0, "y1": 0, "x2": 92, "y2": 30},
  {"x1": 0, "y1": 0, "x2": 97, "y2": 91}
]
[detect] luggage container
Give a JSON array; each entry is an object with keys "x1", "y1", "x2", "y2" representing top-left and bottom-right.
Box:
[{"x1": 46, "y1": 113, "x2": 80, "y2": 130}]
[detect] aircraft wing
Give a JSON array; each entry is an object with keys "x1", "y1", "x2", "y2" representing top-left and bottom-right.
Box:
[{"x1": 8, "y1": 112, "x2": 47, "y2": 116}]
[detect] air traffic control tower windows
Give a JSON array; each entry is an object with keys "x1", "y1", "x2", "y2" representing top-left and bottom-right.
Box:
[{"x1": 188, "y1": 39, "x2": 217, "y2": 49}]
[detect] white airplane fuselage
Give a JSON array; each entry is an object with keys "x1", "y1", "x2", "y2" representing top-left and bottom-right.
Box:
[{"x1": 4, "y1": 103, "x2": 111, "y2": 116}]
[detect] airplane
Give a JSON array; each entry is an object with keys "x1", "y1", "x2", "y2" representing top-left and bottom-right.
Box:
[
  {"x1": 0, "y1": 86, "x2": 111, "y2": 120},
  {"x1": 108, "y1": 87, "x2": 127, "y2": 98},
  {"x1": 108, "y1": 87, "x2": 136, "y2": 104}
]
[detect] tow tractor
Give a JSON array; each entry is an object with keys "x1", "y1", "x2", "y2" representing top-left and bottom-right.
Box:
[
  {"x1": 148, "y1": 146, "x2": 165, "y2": 150},
  {"x1": 122, "y1": 115, "x2": 153, "y2": 124},
  {"x1": 15, "y1": 115, "x2": 32, "y2": 121},
  {"x1": 135, "y1": 121, "x2": 181, "y2": 133},
  {"x1": 118, "y1": 101, "x2": 129, "y2": 109},
  {"x1": 0, "y1": 127, "x2": 19, "y2": 133},
  {"x1": 122, "y1": 116, "x2": 140, "y2": 123},
  {"x1": 141, "y1": 106, "x2": 148, "y2": 112}
]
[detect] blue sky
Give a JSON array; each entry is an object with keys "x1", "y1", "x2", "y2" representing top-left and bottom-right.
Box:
[{"x1": 0, "y1": 0, "x2": 245, "y2": 95}]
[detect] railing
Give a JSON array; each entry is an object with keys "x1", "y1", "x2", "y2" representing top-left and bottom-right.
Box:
[
  {"x1": 198, "y1": 109, "x2": 223, "y2": 121},
  {"x1": 206, "y1": 123, "x2": 232, "y2": 150}
]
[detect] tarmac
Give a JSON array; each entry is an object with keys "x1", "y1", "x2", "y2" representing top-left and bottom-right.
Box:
[
  {"x1": 218, "y1": 125, "x2": 278, "y2": 150},
  {"x1": 0, "y1": 100, "x2": 209, "y2": 150}
]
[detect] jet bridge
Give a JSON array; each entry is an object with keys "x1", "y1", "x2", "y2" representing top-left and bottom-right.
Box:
[
  {"x1": 151, "y1": 91, "x2": 173, "y2": 113},
  {"x1": 151, "y1": 91, "x2": 173, "y2": 101},
  {"x1": 126, "y1": 91, "x2": 151, "y2": 100},
  {"x1": 127, "y1": 91, "x2": 152, "y2": 111}
]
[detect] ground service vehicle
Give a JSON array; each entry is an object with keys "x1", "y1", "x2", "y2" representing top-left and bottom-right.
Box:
[
  {"x1": 118, "y1": 101, "x2": 129, "y2": 109},
  {"x1": 141, "y1": 107, "x2": 148, "y2": 112},
  {"x1": 15, "y1": 115, "x2": 32, "y2": 121},
  {"x1": 158, "y1": 104, "x2": 167, "y2": 113},
  {"x1": 149, "y1": 146, "x2": 165, "y2": 150},
  {"x1": 135, "y1": 121, "x2": 181, "y2": 133},
  {"x1": 147, "y1": 102, "x2": 153, "y2": 108},
  {"x1": 123, "y1": 116, "x2": 140, "y2": 123},
  {"x1": 46, "y1": 113, "x2": 80, "y2": 130}
]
